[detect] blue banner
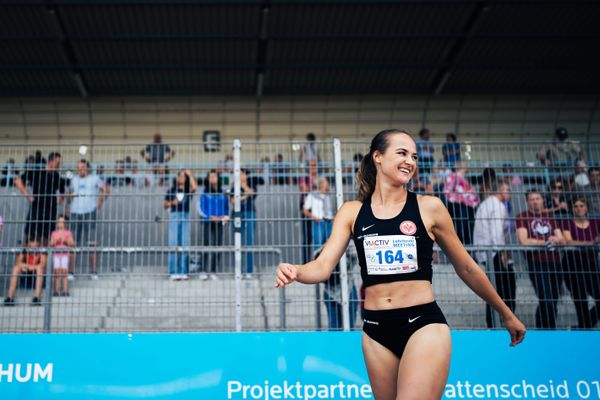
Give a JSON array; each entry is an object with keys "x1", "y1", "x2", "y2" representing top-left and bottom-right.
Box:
[{"x1": 0, "y1": 331, "x2": 598, "y2": 399}]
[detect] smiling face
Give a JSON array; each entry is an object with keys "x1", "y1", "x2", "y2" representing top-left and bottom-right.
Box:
[{"x1": 372, "y1": 132, "x2": 417, "y2": 186}]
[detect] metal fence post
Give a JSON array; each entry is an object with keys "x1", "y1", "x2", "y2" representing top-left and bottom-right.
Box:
[
  {"x1": 43, "y1": 249, "x2": 54, "y2": 333},
  {"x1": 486, "y1": 248, "x2": 500, "y2": 328},
  {"x1": 233, "y1": 139, "x2": 242, "y2": 332},
  {"x1": 333, "y1": 138, "x2": 351, "y2": 331},
  {"x1": 279, "y1": 286, "x2": 286, "y2": 330}
]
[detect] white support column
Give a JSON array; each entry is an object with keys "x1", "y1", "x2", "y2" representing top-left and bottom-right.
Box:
[{"x1": 333, "y1": 138, "x2": 350, "y2": 331}]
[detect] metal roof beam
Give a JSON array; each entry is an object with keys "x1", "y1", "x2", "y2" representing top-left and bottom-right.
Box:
[
  {"x1": 45, "y1": 2, "x2": 89, "y2": 97},
  {"x1": 255, "y1": 1, "x2": 269, "y2": 98},
  {"x1": 430, "y1": 1, "x2": 489, "y2": 95},
  {"x1": 2, "y1": 63, "x2": 599, "y2": 71}
]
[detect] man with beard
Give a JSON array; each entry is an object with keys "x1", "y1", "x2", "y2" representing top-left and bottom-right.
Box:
[{"x1": 516, "y1": 189, "x2": 565, "y2": 329}]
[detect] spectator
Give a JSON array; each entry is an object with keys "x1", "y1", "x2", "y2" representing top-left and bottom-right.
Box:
[
  {"x1": 303, "y1": 177, "x2": 335, "y2": 254},
  {"x1": 163, "y1": 169, "x2": 197, "y2": 281},
  {"x1": 272, "y1": 154, "x2": 287, "y2": 185},
  {"x1": 258, "y1": 156, "x2": 271, "y2": 185},
  {"x1": 1, "y1": 158, "x2": 17, "y2": 187},
  {"x1": 33, "y1": 150, "x2": 46, "y2": 169},
  {"x1": 473, "y1": 182, "x2": 516, "y2": 328},
  {"x1": 574, "y1": 160, "x2": 590, "y2": 188},
  {"x1": 124, "y1": 156, "x2": 133, "y2": 172},
  {"x1": 246, "y1": 165, "x2": 265, "y2": 188},
  {"x1": 23, "y1": 155, "x2": 35, "y2": 172},
  {"x1": 68, "y1": 159, "x2": 109, "y2": 280},
  {"x1": 198, "y1": 170, "x2": 230, "y2": 280},
  {"x1": 217, "y1": 153, "x2": 233, "y2": 188},
  {"x1": 342, "y1": 153, "x2": 363, "y2": 185},
  {"x1": 50, "y1": 215, "x2": 75, "y2": 296},
  {"x1": 3, "y1": 238, "x2": 47, "y2": 306},
  {"x1": 300, "y1": 132, "x2": 321, "y2": 165},
  {"x1": 538, "y1": 127, "x2": 584, "y2": 168},
  {"x1": 298, "y1": 162, "x2": 317, "y2": 264},
  {"x1": 561, "y1": 197, "x2": 600, "y2": 328},
  {"x1": 109, "y1": 160, "x2": 129, "y2": 187},
  {"x1": 582, "y1": 167, "x2": 600, "y2": 217},
  {"x1": 353, "y1": 152, "x2": 364, "y2": 171},
  {"x1": 562, "y1": 174, "x2": 578, "y2": 207},
  {"x1": 234, "y1": 169, "x2": 258, "y2": 279},
  {"x1": 544, "y1": 178, "x2": 570, "y2": 219},
  {"x1": 516, "y1": 189, "x2": 565, "y2": 329},
  {"x1": 501, "y1": 181, "x2": 516, "y2": 237},
  {"x1": 140, "y1": 133, "x2": 174, "y2": 186},
  {"x1": 442, "y1": 132, "x2": 461, "y2": 167},
  {"x1": 480, "y1": 167, "x2": 498, "y2": 200},
  {"x1": 416, "y1": 128, "x2": 435, "y2": 175},
  {"x1": 14, "y1": 152, "x2": 66, "y2": 245},
  {"x1": 502, "y1": 163, "x2": 523, "y2": 187},
  {"x1": 96, "y1": 165, "x2": 106, "y2": 181},
  {"x1": 443, "y1": 162, "x2": 479, "y2": 244},
  {"x1": 130, "y1": 160, "x2": 151, "y2": 188}
]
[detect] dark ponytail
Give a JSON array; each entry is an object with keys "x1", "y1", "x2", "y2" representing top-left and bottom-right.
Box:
[{"x1": 356, "y1": 128, "x2": 413, "y2": 202}]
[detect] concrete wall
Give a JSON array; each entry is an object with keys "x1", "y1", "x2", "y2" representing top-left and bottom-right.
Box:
[{"x1": 1, "y1": 95, "x2": 598, "y2": 145}]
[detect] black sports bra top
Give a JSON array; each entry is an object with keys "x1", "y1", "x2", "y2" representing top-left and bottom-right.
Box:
[{"x1": 352, "y1": 191, "x2": 434, "y2": 287}]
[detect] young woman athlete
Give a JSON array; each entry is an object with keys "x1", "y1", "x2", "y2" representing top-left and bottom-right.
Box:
[{"x1": 275, "y1": 129, "x2": 526, "y2": 400}]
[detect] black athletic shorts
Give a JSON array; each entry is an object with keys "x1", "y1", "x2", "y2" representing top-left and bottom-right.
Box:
[{"x1": 362, "y1": 301, "x2": 448, "y2": 358}]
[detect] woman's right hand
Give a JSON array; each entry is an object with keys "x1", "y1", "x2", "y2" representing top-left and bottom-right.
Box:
[{"x1": 275, "y1": 263, "x2": 298, "y2": 288}]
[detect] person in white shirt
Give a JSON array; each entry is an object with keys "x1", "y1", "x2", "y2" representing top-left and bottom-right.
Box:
[
  {"x1": 130, "y1": 160, "x2": 152, "y2": 188},
  {"x1": 303, "y1": 177, "x2": 334, "y2": 254},
  {"x1": 68, "y1": 160, "x2": 109, "y2": 280},
  {"x1": 473, "y1": 182, "x2": 516, "y2": 328}
]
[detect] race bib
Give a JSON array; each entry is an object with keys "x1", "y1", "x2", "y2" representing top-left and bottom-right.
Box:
[{"x1": 364, "y1": 235, "x2": 418, "y2": 275}]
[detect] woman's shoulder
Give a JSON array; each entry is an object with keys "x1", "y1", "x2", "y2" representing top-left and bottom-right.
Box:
[
  {"x1": 416, "y1": 193, "x2": 445, "y2": 210},
  {"x1": 337, "y1": 200, "x2": 363, "y2": 218},
  {"x1": 341, "y1": 199, "x2": 362, "y2": 209}
]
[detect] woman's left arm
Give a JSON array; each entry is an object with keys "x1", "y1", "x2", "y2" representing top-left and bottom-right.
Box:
[{"x1": 423, "y1": 196, "x2": 526, "y2": 346}]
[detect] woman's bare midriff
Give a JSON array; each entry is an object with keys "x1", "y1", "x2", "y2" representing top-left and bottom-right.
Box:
[{"x1": 364, "y1": 280, "x2": 435, "y2": 310}]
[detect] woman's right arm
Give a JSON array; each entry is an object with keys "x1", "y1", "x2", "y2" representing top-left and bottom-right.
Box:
[
  {"x1": 275, "y1": 201, "x2": 360, "y2": 287},
  {"x1": 562, "y1": 229, "x2": 594, "y2": 245}
]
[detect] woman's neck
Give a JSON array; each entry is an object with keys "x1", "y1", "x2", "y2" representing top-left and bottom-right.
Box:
[{"x1": 371, "y1": 182, "x2": 408, "y2": 207}]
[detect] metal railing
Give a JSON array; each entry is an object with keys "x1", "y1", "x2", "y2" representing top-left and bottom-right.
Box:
[{"x1": 1, "y1": 138, "x2": 599, "y2": 332}]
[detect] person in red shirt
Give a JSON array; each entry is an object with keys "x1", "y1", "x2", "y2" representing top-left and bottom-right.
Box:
[
  {"x1": 561, "y1": 197, "x2": 600, "y2": 328},
  {"x1": 516, "y1": 189, "x2": 566, "y2": 328},
  {"x1": 50, "y1": 215, "x2": 75, "y2": 296},
  {"x1": 4, "y1": 238, "x2": 47, "y2": 306}
]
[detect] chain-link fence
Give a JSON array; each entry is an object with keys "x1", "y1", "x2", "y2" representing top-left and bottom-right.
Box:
[{"x1": 0, "y1": 139, "x2": 599, "y2": 332}]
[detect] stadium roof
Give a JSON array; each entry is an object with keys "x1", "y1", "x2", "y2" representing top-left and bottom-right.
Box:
[{"x1": 1, "y1": 0, "x2": 599, "y2": 96}]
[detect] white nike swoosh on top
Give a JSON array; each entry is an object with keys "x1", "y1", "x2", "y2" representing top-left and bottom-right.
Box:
[
  {"x1": 408, "y1": 316, "x2": 421, "y2": 323},
  {"x1": 362, "y1": 224, "x2": 375, "y2": 232}
]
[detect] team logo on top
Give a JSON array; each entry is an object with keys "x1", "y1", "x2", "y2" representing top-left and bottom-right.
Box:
[
  {"x1": 400, "y1": 220, "x2": 417, "y2": 235},
  {"x1": 531, "y1": 219, "x2": 551, "y2": 237}
]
